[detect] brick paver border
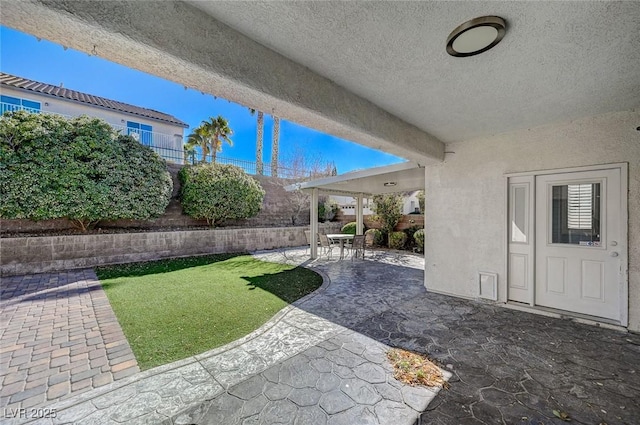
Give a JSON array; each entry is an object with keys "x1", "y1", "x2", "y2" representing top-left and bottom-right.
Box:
[{"x1": 0, "y1": 269, "x2": 138, "y2": 411}]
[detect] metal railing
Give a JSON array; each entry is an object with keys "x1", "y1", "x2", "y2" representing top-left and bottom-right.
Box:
[
  {"x1": 1, "y1": 102, "x2": 41, "y2": 115},
  {"x1": 111, "y1": 123, "x2": 184, "y2": 164},
  {"x1": 185, "y1": 153, "x2": 321, "y2": 179}
]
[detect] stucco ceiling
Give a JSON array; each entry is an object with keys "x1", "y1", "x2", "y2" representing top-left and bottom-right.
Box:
[{"x1": 188, "y1": 1, "x2": 640, "y2": 143}]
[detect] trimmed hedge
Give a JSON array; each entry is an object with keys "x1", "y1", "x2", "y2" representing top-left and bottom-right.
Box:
[
  {"x1": 0, "y1": 111, "x2": 172, "y2": 231},
  {"x1": 179, "y1": 163, "x2": 265, "y2": 226}
]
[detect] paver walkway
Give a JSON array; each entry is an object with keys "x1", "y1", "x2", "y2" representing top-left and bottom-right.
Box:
[
  {"x1": 1, "y1": 248, "x2": 639, "y2": 425},
  {"x1": 0, "y1": 270, "x2": 138, "y2": 412}
]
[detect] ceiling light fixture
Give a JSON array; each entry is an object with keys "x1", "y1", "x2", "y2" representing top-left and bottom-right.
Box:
[
  {"x1": 446, "y1": 16, "x2": 506, "y2": 57},
  {"x1": 383, "y1": 182, "x2": 397, "y2": 187}
]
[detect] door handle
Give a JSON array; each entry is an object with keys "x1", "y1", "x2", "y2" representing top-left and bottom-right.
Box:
[{"x1": 611, "y1": 252, "x2": 619, "y2": 257}]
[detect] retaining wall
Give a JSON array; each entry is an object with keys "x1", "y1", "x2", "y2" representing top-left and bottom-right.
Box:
[{"x1": 0, "y1": 223, "x2": 341, "y2": 276}]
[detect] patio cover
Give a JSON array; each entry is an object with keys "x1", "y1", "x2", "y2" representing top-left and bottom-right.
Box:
[
  {"x1": 285, "y1": 161, "x2": 425, "y2": 196},
  {"x1": 285, "y1": 161, "x2": 425, "y2": 258}
]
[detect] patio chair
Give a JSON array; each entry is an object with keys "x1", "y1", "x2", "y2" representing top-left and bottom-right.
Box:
[
  {"x1": 350, "y1": 235, "x2": 366, "y2": 260},
  {"x1": 304, "y1": 230, "x2": 318, "y2": 254},
  {"x1": 318, "y1": 233, "x2": 335, "y2": 258}
]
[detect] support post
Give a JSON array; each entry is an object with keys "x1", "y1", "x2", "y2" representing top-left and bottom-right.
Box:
[
  {"x1": 356, "y1": 194, "x2": 364, "y2": 235},
  {"x1": 310, "y1": 188, "x2": 319, "y2": 259}
]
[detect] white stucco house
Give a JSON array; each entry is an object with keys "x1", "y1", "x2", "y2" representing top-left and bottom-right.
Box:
[
  {"x1": 0, "y1": 72, "x2": 189, "y2": 163},
  {"x1": 1, "y1": 2, "x2": 638, "y2": 332}
]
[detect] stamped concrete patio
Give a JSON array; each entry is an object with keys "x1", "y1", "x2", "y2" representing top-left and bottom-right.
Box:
[{"x1": 1, "y1": 247, "x2": 639, "y2": 424}]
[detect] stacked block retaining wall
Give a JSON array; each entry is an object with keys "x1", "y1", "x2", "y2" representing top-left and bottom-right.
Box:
[{"x1": 0, "y1": 223, "x2": 341, "y2": 276}]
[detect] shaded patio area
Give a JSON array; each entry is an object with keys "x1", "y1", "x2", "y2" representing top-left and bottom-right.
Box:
[
  {"x1": 250, "y1": 248, "x2": 640, "y2": 424},
  {"x1": 2, "y1": 248, "x2": 638, "y2": 424}
]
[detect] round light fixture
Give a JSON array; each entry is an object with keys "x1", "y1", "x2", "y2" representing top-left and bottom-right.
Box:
[
  {"x1": 446, "y1": 16, "x2": 506, "y2": 57},
  {"x1": 383, "y1": 182, "x2": 397, "y2": 187}
]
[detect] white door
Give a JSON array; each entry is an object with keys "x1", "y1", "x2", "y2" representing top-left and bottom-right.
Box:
[{"x1": 535, "y1": 169, "x2": 622, "y2": 321}]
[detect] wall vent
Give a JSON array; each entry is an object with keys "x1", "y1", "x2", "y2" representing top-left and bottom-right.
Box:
[{"x1": 478, "y1": 272, "x2": 498, "y2": 301}]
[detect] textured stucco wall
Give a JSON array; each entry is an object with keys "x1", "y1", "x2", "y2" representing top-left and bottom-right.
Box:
[
  {"x1": 424, "y1": 110, "x2": 640, "y2": 331},
  {"x1": 0, "y1": 223, "x2": 342, "y2": 276}
]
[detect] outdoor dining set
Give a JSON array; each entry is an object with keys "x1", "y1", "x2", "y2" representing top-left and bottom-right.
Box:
[{"x1": 305, "y1": 231, "x2": 366, "y2": 260}]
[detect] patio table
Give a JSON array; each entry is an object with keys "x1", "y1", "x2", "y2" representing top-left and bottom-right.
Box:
[{"x1": 326, "y1": 234, "x2": 355, "y2": 259}]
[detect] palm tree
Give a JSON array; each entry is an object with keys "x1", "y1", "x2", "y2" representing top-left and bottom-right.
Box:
[
  {"x1": 183, "y1": 144, "x2": 197, "y2": 165},
  {"x1": 256, "y1": 111, "x2": 264, "y2": 175},
  {"x1": 201, "y1": 116, "x2": 233, "y2": 163},
  {"x1": 185, "y1": 127, "x2": 209, "y2": 164},
  {"x1": 248, "y1": 108, "x2": 265, "y2": 175},
  {"x1": 271, "y1": 116, "x2": 280, "y2": 177}
]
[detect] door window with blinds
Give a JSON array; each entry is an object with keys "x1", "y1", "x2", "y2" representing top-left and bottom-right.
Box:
[{"x1": 551, "y1": 183, "x2": 601, "y2": 245}]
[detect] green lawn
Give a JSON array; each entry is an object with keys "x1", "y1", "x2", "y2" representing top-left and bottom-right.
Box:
[{"x1": 96, "y1": 254, "x2": 322, "y2": 370}]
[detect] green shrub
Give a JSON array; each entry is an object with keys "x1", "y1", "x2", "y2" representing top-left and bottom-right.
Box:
[
  {"x1": 365, "y1": 228, "x2": 383, "y2": 246},
  {"x1": 403, "y1": 225, "x2": 422, "y2": 249},
  {"x1": 388, "y1": 231, "x2": 408, "y2": 250},
  {"x1": 179, "y1": 163, "x2": 265, "y2": 226},
  {"x1": 341, "y1": 222, "x2": 357, "y2": 234},
  {"x1": 417, "y1": 190, "x2": 425, "y2": 214},
  {"x1": 414, "y1": 229, "x2": 425, "y2": 252},
  {"x1": 0, "y1": 111, "x2": 172, "y2": 231}
]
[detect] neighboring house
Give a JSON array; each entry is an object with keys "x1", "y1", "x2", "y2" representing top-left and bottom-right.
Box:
[
  {"x1": 334, "y1": 191, "x2": 421, "y2": 216},
  {"x1": 0, "y1": 72, "x2": 188, "y2": 163},
  {"x1": 3, "y1": 2, "x2": 639, "y2": 333}
]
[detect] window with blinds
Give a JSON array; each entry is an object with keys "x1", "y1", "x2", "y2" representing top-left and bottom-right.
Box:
[
  {"x1": 567, "y1": 184, "x2": 593, "y2": 229},
  {"x1": 551, "y1": 183, "x2": 600, "y2": 244}
]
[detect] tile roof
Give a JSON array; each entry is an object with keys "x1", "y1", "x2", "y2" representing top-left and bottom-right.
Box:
[{"x1": 0, "y1": 72, "x2": 189, "y2": 128}]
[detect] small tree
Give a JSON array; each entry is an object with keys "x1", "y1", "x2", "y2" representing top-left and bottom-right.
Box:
[
  {"x1": 372, "y1": 193, "x2": 404, "y2": 247},
  {"x1": 0, "y1": 111, "x2": 172, "y2": 231},
  {"x1": 179, "y1": 163, "x2": 264, "y2": 226},
  {"x1": 275, "y1": 146, "x2": 335, "y2": 224},
  {"x1": 318, "y1": 196, "x2": 338, "y2": 222},
  {"x1": 285, "y1": 185, "x2": 309, "y2": 225}
]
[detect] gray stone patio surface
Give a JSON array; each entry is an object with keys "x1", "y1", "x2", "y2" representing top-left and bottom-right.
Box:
[{"x1": 2, "y1": 247, "x2": 639, "y2": 425}]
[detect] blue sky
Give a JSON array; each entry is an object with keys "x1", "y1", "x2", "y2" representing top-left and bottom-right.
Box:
[{"x1": 0, "y1": 26, "x2": 403, "y2": 173}]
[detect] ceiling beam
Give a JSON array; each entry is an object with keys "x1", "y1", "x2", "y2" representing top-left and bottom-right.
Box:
[{"x1": 1, "y1": 0, "x2": 445, "y2": 162}]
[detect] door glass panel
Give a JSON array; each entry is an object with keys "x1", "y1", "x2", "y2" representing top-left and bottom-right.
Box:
[
  {"x1": 551, "y1": 183, "x2": 601, "y2": 245},
  {"x1": 511, "y1": 185, "x2": 527, "y2": 243}
]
